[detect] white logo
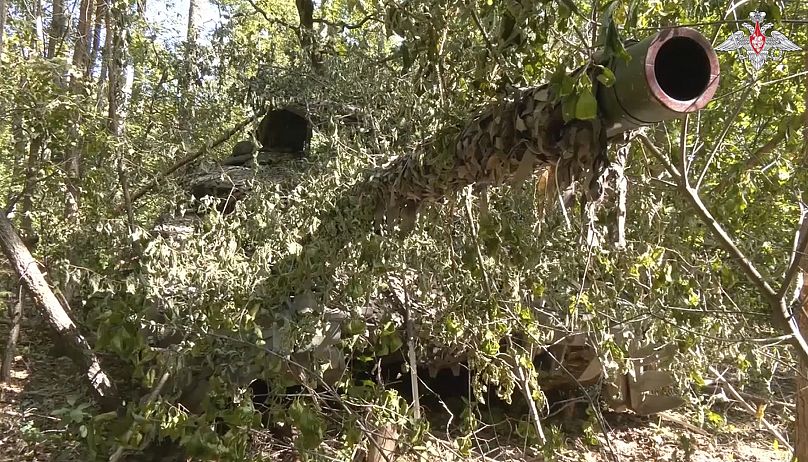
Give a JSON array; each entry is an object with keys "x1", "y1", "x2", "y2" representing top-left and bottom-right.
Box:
[{"x1": 715, "y1": 11, "x2": 801, "y2": 70}]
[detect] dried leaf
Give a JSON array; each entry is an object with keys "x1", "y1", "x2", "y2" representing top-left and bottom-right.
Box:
[
  {"x1": 512, "y1": 153, "x2": 537, "y2": 183},
  {"x1": 535, "y1": 167, "x2": 557, "y2": 224}
]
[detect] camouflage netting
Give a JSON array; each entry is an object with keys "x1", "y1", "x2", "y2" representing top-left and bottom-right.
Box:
[{"x1": 134, "y1": 68, "x2": 682, "y2": 419}]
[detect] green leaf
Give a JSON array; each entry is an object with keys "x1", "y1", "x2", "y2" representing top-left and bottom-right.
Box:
[
  {"x1": 560, "y1": 75, "x2": 575, "y2": 97},
  {"x1": 562, "y1": 94, "x2": 578, "y2": 122},
  {"x1": 605, "y1": 18, "x2": 631, "y2": 62},
  {"x1": 384, "y1": 332, "x2": 403, "y2": 354},
  {"x1": 556, "y1": 0, "x2": 585, "y2": 20},
  {"x1": 596, "y1": 66, "x2": 616, "y2": 87},
  {"x1": 346, "y1": 318, "x2": 366, "y2": 335},
  {"x1": 626, "y1": 0, "x2": 641, "y2": 31},
  {"x1": 575, "y1": 91, "x2": 598, "y2": 120}
]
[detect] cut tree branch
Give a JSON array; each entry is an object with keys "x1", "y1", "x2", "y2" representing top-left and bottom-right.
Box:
[
  {"x1": 124, "y1": 110, "x2": 265, "y2": 208},
  {"x1": 679, "y1": 114, "x2": 689, "y2": 180},
  {"x1": 0, "y1": 210, "x2": 119, "y2": 410}
]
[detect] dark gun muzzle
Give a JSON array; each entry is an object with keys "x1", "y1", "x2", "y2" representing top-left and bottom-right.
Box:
[{"x1": 599, "y1": 27, "x2": 720, "y2": 136}]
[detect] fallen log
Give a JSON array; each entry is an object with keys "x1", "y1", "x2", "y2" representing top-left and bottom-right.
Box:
[{"x1": 0, "y1": 210, "x2": 119, "y2": 410}]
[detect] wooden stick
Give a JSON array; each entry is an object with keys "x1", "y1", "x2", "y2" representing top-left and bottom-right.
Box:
[
  {"x1": 124, "y1": 110, "x2": 266, "y2": 208},
  {"x1": 0, "y1": 210, "x2": 119, "y2": 410},
  {"x1": 708, "y1": 366, "x2": 793, "y2": 453}
]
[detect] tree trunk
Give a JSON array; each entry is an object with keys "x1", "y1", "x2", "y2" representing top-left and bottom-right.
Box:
[
  {"x1": 97, "y1": 6, "x2": 113, "y2": 107},
  {"x1": 181, "y1": 0, "x2": 199, "y2": 118},
  {"x1": 0, "y1": 0, "x2": 7, "y2": 60},
  {"x1": 797, "y1": 281, "x2": 808, "y2": 460},
  {"x1": 0, "y1": 287, "x2": 23, "y2": 384},
  {"x1": 107, "y1": 1, "x2": 139, "y2": 250},
  {"x1": 46, "y1": 0, "x2": 67, "y2": 58},
  {"x1": 64, "y1": 0, "x2": 95, "y2": 222},
  {"x1": 794, "y1": 50, "x2": 808, "y2": 462},
  {"x1": 176, "y1": 0, "x2": 199, "y2": 174},
  {"x1": 1, "y1": 102, "x2": 42, "y2": 390},
  {"x1": 0, "y1": 210, "x2": 119, "y2": 410},
  {"x1": 295, "y1": 0, "x2": 321, "y2": 68},
  {"x1": 23, "y1": 136, "x2": 42, "y2": 242},
  {"x1": 71, "y1": 0, "x2": 94, "y2": 72},
  {"x1": 14, "y1": 6, "x2": 43, "y2": 244},
  {"x1": 88, "y1": 0, "x2": 107, "y2": 77},
  {"x1": 32, "y1": 0, "x2": 45, "y2": 57},
  {"x1": 129, "y1": 0, "x2": 146, "y2": 110}
]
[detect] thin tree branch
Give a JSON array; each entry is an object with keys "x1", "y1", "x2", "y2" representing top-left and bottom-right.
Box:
[
  {"x1": 123, "y1": 110, "x2": 265, "y2": 209},
  {"x1": 385, "y1": 277, "x2": 421, "y2": 420},
  {"x1": 761, "y1": 70, "x2": 808, "y2": 88},
  {"x1": 695, "y1": 86, "x2": 751, "y2": 190},
  {"x1": 679, "y1": 114, "x2": 690, "y2": 182},
  {"x1": 708, "y1": 366, "x2": 794, "y2": 454},
  {"x1": 244, "y1": 0, "x2": 289, "y2": 27},
  {"x1": 779, "y1": 202, "x2": 808, "y2": 300},
  {"x1": 207, "y1": 331, "x2": 396, "y2": 462},
  {"x1": 634, "y1": 20, "x2": 745, "y2": 31},
  {"x1": 108, "y1": 371, "x2": 171, "y2": 462},
  {"x1": 641, "y1": 133, "x2": 776, "y2": 298},
  {"x1": 708, "y1": 123, "x2": 792, "y2": 196},
  {"x1": 313, "y1": 14, "x2": 377, "y2": 31},
  {"x1": 467, "y1": 0, "x2": 499, "y2": 67},
  {"x1": 745, "y1": 128, "x2": 787, "y2": 170},
  {"x1": 639, "y1": 134, "x2": 808, "y2": 363},
  {"x1": 508, "y1": 339, "x2": 546, "y2": 445}
]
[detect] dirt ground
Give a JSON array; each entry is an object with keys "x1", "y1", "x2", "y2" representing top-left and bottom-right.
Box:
[
  {"x1": 0, "y1": 316, "x2": 796, "y2": 462},
  {"x1": 570, "y1": 414, "x2": 790, "y2": 462}
]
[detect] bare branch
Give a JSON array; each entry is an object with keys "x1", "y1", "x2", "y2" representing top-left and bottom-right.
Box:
[
  {"x1": 708, "y1": 366, "x2": 794, "y2": 453},
  {"x1": 778, "y1": 202, "x2": 808, "y2": 300},
  {"x1": 745, "y1": 127, "x2": 787, "y2": 170},
  {"x1": 695, "y1": 86, "x2": 751, "y2": 190},
  {"x1": 679, "y1": 114, "x2": 690, "y2": 181},
  {"x1": 638, "y1": 134, "x2": 808, "y2": 363}
]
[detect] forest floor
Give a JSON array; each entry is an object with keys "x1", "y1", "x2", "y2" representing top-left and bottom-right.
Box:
[{"x1": 0, "y1": 316, "x2": 796, "y2": 462}]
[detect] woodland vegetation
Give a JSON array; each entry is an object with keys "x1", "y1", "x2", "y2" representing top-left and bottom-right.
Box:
[{"x1": 1, "y1": 0, "x2": 808, "y2": 461}]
